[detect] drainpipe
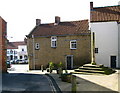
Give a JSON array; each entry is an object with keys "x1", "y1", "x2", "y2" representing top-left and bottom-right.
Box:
[
  {"x1": 91, "y1": 32, "x2": 95, "y2": 63},
  {"x1": 118, "y1": 23, "x2": 120, "y2": 68},
  {"x1": 32, "y1": 35, "x2": 35, "y2": 70}
]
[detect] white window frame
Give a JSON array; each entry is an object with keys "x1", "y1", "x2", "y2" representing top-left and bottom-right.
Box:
[
  {"x1": 51, "y1": 36, "x2": 57, "y2": 48},
  {"x1": 70, "y1": 40, "x2": 77, "y2": 49},
  {"x1": 35, "y1": 43, "x2": 40, "y2": 50}
]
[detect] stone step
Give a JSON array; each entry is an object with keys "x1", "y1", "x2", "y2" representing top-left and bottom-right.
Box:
[
  {"x1": 71, "y1": 71, "x2": 101, "y2": 75},
  {"x1": 79, "y1": 67, "x2": 103, "y2": 71},
  {"x1": 82, "y1": 64, "x2": 103, "y2": 68},
  {"x1": 74, "y1": 69, "x2": 104, "y2": 74}
]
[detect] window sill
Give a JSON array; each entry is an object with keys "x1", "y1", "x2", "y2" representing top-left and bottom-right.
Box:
[
  {"x1": 70, "y1": 48, "x2": 77, "y2": 50},
  {"x1": 51, "y1": 47, "x2": 57, "y2": 48}
]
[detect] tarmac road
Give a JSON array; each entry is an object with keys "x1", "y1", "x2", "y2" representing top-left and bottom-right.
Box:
[{"x1": 2, "y1": 73, "x2": 55, "y2": 93}]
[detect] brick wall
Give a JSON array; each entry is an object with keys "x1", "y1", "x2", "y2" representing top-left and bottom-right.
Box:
[
  {"x1": 27, "y1": 34, "x2": 91, "y2": 70},
  {"x1": 0, "y1": 17, "x2": 7, "y2": 73}
]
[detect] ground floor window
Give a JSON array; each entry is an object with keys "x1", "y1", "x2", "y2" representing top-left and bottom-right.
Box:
[
  {"x1": 20, "y1": 56, "x2": 23, "y2": 59},
  {"x1": 14, "y1": 56, "x2": 17, "y2": 60},
  {"x1": 7, "y1": 56, "x2": 9, "y2": 60},
  {"x1": 10, "y1": 55, "x2": 13, "y2": 60},
  {"x1": 24, "y1": 55, "x2": 28, "y2": 60}
]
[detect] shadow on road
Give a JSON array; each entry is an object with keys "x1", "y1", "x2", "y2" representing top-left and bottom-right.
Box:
[{"x1": 2, "y1": 73, "x2": 54, "y2": 93}]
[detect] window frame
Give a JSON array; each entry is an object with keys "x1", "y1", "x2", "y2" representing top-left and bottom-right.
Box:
[
  {"x1": 51, "y1": 36, "x2": 57, "y2": 48},
  {"x1": 70, "y1": 40, "x2": 77, "y2": 49},
  {"x1": 95, "y1": 48, "x2": 98, "y2": 53},
  {"x1": 35, "y1": 43, "x2": 40, "y2": 50}
]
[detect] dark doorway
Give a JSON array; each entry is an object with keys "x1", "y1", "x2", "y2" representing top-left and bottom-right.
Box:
[
  {"x1": 66, "y1": 56, "x2": 73, "y2": 70},
  {"x1": 111, "y1": 56, "x2": 116, "y2": 68},
  {"x1": 10, "y1": 55, "x2": 13, "y2": 60}
]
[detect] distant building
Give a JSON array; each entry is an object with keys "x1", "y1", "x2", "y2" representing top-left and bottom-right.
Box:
[
  {"x1": 0, "y1": 16, "x2": 7, "y2": 73},
  {"x1": 90, "y1": 2, "x2": 120, "y2": 68},
  {"x1": 7, "y1": 41, "x2": 28, "y2": 63},
  {"x1": 27, "y1": 17, "x2": 91, "y2": 70}
]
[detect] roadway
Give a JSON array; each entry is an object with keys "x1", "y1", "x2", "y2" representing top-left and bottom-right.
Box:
[{"x1": 2, "y1": 64, "x2": 55, "y2": 93}]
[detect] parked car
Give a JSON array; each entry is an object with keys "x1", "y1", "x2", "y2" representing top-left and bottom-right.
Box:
[{"x1": 6, "y1": 61, "x2": 11, "y2": 68}]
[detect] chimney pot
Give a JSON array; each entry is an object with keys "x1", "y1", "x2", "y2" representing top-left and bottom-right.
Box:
[
  {"x1": 36, "y1": 19, "x2": 41, "y2": 26},
  {"x1": 90, "y1": 2, "x2": 93, "y2": 10},
  {"x1": 55, "y1": 16, "x2": 60, "y2": 25}
]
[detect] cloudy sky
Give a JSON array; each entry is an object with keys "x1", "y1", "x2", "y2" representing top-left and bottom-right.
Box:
[{"x1": 0, "y1": 0, "x2": 119, "y2": 41}]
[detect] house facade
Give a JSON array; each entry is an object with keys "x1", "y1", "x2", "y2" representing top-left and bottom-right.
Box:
[
  {"x1": 0, "y1": 16, "x2": 7, "y2": 73},
  {"x1": 27, "y1": 17, "x2": 91, "y2": 70},
  {"x1": 90, "y1": 2, "x2": 120, "y2": 68},
  {"x1": 7, "y1": 41, "x2": 28, "y2": 63}
]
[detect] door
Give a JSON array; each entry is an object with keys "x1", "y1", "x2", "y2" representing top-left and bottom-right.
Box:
[
  {"x1": 66, "y1": 55, "x2": 73, "y2": 70},
  {"x1": 10, "y1": 55, "x2": 13, "y2": 60},
  {"x1": 111, "y1": 56, "x2": 116, "y2": 68}
]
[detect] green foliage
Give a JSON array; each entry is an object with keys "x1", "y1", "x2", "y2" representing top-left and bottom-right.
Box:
[
  {"x1": 61, "y1": 73, "x2": 72, "y2": 83},
  {"x1": 49, "y1": 62, "x2": 54, "y2": 69},
  {"x1": 58, "y1": 62, "x2": 63, "y2": 68},
  {"x1": 49, "y1": 62, "x2": 54, "y2": 73},
  {"x1": 91, "y1": 62, "x2": 96, "y2": 65},
  {"x1": 102, "y1": 67, "x2": 116, "y2": 75}
]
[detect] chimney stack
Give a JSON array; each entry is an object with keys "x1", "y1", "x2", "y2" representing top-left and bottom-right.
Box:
[
  {"x1": 55, "y1": 16, "x2": 60, "y2": 25},
  {"x1": 90, "y1": 2, "x2": 93, "y2": 10},
  {"x1": 36, "y1": 19, "x2": 41, "y2": 26}
]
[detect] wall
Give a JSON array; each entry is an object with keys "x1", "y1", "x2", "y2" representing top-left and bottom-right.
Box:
[
  {"x1": 0, "y1": 17, "x2": 7, "y2": 72},
  {"x1": 27, "y1": 35, "x2": 91, "y2": 70},
  {"x1": 18, "y1": 45, "x2": 27, "y2": 60},
  {"x1": 118, "y1": 23, "x2": 120, "y2": 68},
  {"x1": 91, "y1": 21, "x2": 119, "y2": 67}
]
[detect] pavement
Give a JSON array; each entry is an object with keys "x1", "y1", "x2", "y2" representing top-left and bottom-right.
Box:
[
  {"x1": 23, "y1": 70, "x2": 119, "y2": 92},
  {"x1": 48, "y1": 70, "x2": 119, "y2": 92}
]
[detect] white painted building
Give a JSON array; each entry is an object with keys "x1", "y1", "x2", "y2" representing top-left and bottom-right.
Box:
[
  {"x1": 90, "y1": 2, "x2": 120, "y2": 68},
  {"x1": 7, "y1": 41, "x2": 28, "y2": 62}
]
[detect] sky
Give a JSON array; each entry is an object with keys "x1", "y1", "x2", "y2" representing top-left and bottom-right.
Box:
[{"x1": 0, "y1": 0, "x2": 119, "y2": 42}]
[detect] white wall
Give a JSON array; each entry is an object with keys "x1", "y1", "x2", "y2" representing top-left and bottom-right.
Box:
[
  {"x1": 18, "y1": 45, "x2": 27, "y2": 52},
  {"x1": 18, "y1": 45, "x2": 28, "y2": 60},
  {"x1": 91, "y1": 22, "x2": 119, "y2": 67},
  {"x1": 118, "y1": 24, "x2": 120, "y2": 67}
]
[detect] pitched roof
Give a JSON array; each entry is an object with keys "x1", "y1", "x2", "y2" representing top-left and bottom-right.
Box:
[
  {"x1": 7, "y1": 41, "x2": 26, "y2": 49},
  {"x1": 27, "y1": 20, "x2": 89, "y2": 37},
  {"x1": 90, "y1": 5, "x2": 120, "y2": 22}
]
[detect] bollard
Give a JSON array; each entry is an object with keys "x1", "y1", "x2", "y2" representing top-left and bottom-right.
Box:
[
  {"x1": 41, "y1": 65, "x2": 44, "y2": 72},
  {"x1": 71, "y1": 75, "x2": 77, "y2": 93},
  {"x1": 58, "y1": 67, "x2": 63, "y2": 78}
]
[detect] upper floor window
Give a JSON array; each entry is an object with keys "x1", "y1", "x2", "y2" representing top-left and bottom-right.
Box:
[
  {"x1": 22, "y1": 49, "x2": 24, "y2": 51},
  {"x1": 95, "y1": 48, "x2": 98, "y2": 53},
  {"x1": 7, "y1": 51, "x2": 9, "y2": 54},
  {"x1": 70, "y1": 40, "x2": 77, "y2": 49},
  {"x1": 10, "y1": 50, "x2": 13, "y2": 54},
  {"x1": 51, "y1": 36, "x2": 57, "y2": 48},
  {"x1": 35, "y1": 43, "x2": 40, "y2": 50}
]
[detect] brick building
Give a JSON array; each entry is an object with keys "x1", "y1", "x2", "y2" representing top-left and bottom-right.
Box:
[
  {"x1": 0, "y1": 16, "x2": 7, "y2": 73},
  {"x1": 27, "y1": 17, "x2": 91, "y2": 70}
]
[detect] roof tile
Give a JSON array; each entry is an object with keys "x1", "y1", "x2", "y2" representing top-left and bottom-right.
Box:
[
  {"x1": 7, "y1": 41, "x2": 26, "y2": 49},
  {"x1": 28, "y1": 20, "x2": 89, "y2": 37},
  {"x1": 91, "y1": 5, "x2": 120, "y2": 22}
]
